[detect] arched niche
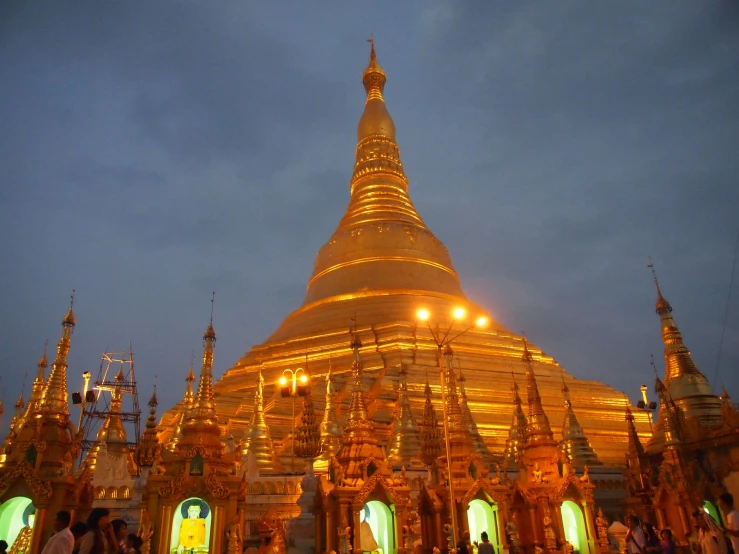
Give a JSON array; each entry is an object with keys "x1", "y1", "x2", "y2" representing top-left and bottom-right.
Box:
[
  {"x1": 170, "y1": 497, "x2": 212, "y2": 554},
  {"x1": 703, "y1": 500, "x2": 723, "y2": 525},
  {"x1": 467, "y1": 499, "x2": 499, "y2": 548},
  {"x1": 561, "y1": 500, "x2": 588, "y2": 554},
  {"x1": 0, "y1": 497, "x2": 35, "y2": 550},
  {"x1": 361, "y1": 500, "x2": 395, "y2": 554}
]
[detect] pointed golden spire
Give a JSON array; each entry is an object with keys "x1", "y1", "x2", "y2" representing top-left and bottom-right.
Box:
[
  {"x1": 295, "y1": 391, "x2": 321, "y2": 459},
  {"x1": 242, "y1": 370, "x2": 280, "y2": 472},
  {"x1": 420, "y1": 376, "x2": 442, "y2": 467},
  {"x1": 87, "y1": 368, "x2": 129, "y2": 469},
  {"x1": 457, "y1": 368, "x2": 495, "y2": 465},
  {"x1": 182, "y1": 294, "x2": 221, "y2": 450},
  {"x1": 503, "y1": 372, "x2": 527, "y2": 467},
  {"x1": 343, "y1": 328, "x2": 375, "y2": 439},
  {"x1": 135, "y1": 387, "x2": 159, "y2": 468},
  {"x1": 625, "y1": 406, "x2": 645, "y2": 459},
  {"x1": 647, "y1": 260, "x2": 722, "y2": 428},
  {"x1": 522, "y1": 336, "x2": 554, "y2": 445},
  {"x1": 559, "y1": 372, "x2": 601, "y2": 465},
  {"x1": 166, "y1": 358, "x2": 197, "y2": 452},
  {"x1": 39, "y1": 291, "x2": 76, "y2": 416},
  {"x1": 299, "y1": 41, "x2": 463, "y2": 310},
  {"x1": 316, "y1": 360, "x2": 342, "y2": 471},
  {"x1": 387, "y1": 363, "x2": 422, "y2": 469},
  {"x1": 653, "y1": 375, "x2": 682, "y2": 449}
]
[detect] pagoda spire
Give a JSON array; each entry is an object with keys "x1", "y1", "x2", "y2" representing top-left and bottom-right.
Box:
[
  {"x1": 295, "y1": 391, "x2": 321, "y2": 460},
  {"x1": 135, "y1": 387, "x2": 159, "y2": 468},
  {"x1": 559, "y1": 372, "x2": 601, "y2": 466},
  {"x1": 503, "y1": 372, "x2": 527, "y2": 467},
  {"x1": 38, "y1": 291, "x2": 76, "y2": 416},
  {"x1": 181, "y1": 295, "x2": 222, "y2": 452},
  {"x1": 10, "y1": 392, "x2": 24, "y2": 433},
  {"x1": 419, "y1": 376, "x2": 442, "y2": 467},
  {"x1": 315, "y1": 361, "x2": 342, "y2": 472},
  {"x1": 625, "y1": 406, "x2": 645, "y2": 459},
  {"x1": 651, "y1": 375, "x2": 683, "y2": 450},
  {"x1": 242, "y1": 370, "x2": 280, "y2": 472},
  {"x1": 86, "y1": 368, "x2": 129, "y2": 469},
  {"x1": 387, "y1": 363, "x2": 422, "y2": 469},
  {"x1": 648, "y1": 261, "x2": 722, "y2": 428},
  {"x1": 457, "y1": 368, "x2": 496, "y2": 466},
  {"x1": 522, "y1": 337, "x2": 554, "y2": 445},
  {"x1": 167, "y1": 357, "x2": 196, "y2": 452}
]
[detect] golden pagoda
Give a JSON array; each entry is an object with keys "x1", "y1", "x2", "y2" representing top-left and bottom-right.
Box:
[
  {"x1": 386, "y1": 364, "x2": 423, "y2": 470},
  {"x1": 559, "y1": 374, "x2": 601, "y2": 467},
  {"x1": 314, "y1": 362, "x2": 342, "y2": 473},
  {"x1": 0, "y1": 296, "x2": 93, "y2": 554},
  {"x1": 156, "y1": 42, "x2": 644, "y2": 472}
]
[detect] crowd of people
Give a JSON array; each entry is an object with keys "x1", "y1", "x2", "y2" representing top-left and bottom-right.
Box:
[
  {"x1": 0, "y1": 508, "x2": 143, "y2": 554},
  {"x1": 626, "y1": 493, "x2": 739, "y2": 554}
]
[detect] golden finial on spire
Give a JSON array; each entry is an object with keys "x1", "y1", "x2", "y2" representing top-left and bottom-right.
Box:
[
  {"x1": 135, "y1": 385, "x2": 160, "y2": 467},
  {"x1": 521, "y1": 334, "x2": 554, "y2": 445},
  {"x1": 39, "y1": 293, "x2": 77, "y2": 415},
  {"x1": 648, "y1": 257, "x2": 672, "y2": 315}
]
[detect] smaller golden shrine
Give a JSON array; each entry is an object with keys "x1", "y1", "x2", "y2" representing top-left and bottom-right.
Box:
[
  {"x1": 0, "y1": 296, "x2": 93, "y2": 554},
  {"x1": 138, "y1": 308, "x2": 246, "y2": 554}
]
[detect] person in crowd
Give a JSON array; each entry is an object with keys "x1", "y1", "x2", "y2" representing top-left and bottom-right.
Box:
[
  {"x1": 693, "y1": 510, "x2": 727, "y2": 554},
  {"x1": 124, "y1": 534, "x2": 142, "y2": 554},
  {"x1": 475, "y1": 531, "x2": 494, "y2": 554},
  {"x1": 626, "y1": 516, "x2": 647, "y2": 554},
  {"x1": 110, "y1": 521, "x2": 128, "y2": 554},
  {"x1": 70, "y1": 523, "x2": 88, "y2": 554},
  {"x1": 41, "y1": 511, "x2": 74, "y2": 554},
  {"x1": 642, "y1": 522, "x2": 661, "y2": 554},
  {"x1": 719, "y1": 493, "x2": 739, "y2": 554},
  {"x1": 456, "y1": 530, "x2": 472, "y2": 554},
  {"x1": 659, "y1": 529, "x2": 676, "y2": 554},
  {"x1": 79, "y1": 508, "x2": 113, "y2": 554}
]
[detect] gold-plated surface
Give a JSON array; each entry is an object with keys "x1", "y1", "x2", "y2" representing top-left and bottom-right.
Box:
[
  {"x1": 158, "y1": 43, "x2": 649, "y2": 467},
  {"x1": 135, "y1": 388, "x2": 159, "y2": 467},
  {"x1": 457, "y1": 369, "x2": 497, "y2": 466},
  {"x1": 502, "y1": 373, "x2": 526, "y2": 467},
  {"x1": 559, "y1": 374, "x2": 601, "y2": 466},
  {"x1": 386, "y1": 364, "x2": 422, "y2": 469},
  {"x1": 522, "y1": 339, "x2": 554, "y2": 445},
  {"x1": 86, "y1": 368, "x2": 130, "y2": 470},
  {"x1": 315, "y1": 362, "x2": 342, "y2": 472},
  {"x1": 419, "y1": 378, "x2": 442, "y2": 467},
  {"x1": 38, "y1": 304, "x2": 75, "y2": 416},
  {"x1": 241, "y1": 371, "x2": 280, "y2": 471},
  {"x1": 295, "y1": 391, "x2": 321, "y2": 459},
  {"x1": 166, "y1": 365, "x2": 195, "y2": 452}
]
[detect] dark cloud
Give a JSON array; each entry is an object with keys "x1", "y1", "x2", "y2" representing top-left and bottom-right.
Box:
[{"x1": 1, "y1": 1, "x2": 737, "y2": 432}]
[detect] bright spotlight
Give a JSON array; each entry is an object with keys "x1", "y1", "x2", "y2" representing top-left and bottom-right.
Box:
[
  {"x1": 453, "y1": 307, "x2": 466, "y2": 320},
  {"x1": 476, "y1": 316, "x2": 488, "y2": 328},
  {"x1": 299, "y1": 374, "x2": 308, "y2": 383},
  {"x1": 417, "y1": 309, "x2": 430, "y2": 321},
  {"x1": 279, "y1": 377, "x2": 287, "y2": 386}
]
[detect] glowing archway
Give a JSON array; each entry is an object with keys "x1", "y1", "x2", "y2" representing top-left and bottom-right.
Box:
[
  {"x1": 0, "y1": 497, "x2": 35, "y2": 549},
  {"x1": 561, "y1": 501, "x2": 587, "y2": 554},
  {"x1": 703, "y1": 501, "x2": 723, "y2": 525},
  {"x1": 169, "y1": 497, "x2": 212, "y2": 554},
  {"x1": 361, "y1": 500, "x2": 395, "y2": 554},
  {"x1": 467, "y1": 499, "x2": 499, "y2": 549}
]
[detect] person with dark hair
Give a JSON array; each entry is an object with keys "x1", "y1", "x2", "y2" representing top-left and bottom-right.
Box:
[
  {"x1": 70, "y1": 523, "x2": 88, "y2": 554},
  {"x1": 719, "y1": 493, "x2": 739, "y2": 554},
  {"x1": 693, "y1": 510, "x2": 727, "y2": 554},
  {"x1": 660, "y1": 529, "x2": 676, "y2": 554},
  {"x1": 642, "y1": 523, "x2": 660, "y2": 554},
  {"x1": 40, "y1": 511, "x2": 75, "y2": 554},
  {"x1": 124, "y1": 534, "x2": 142, "y2": 554},
  {"x1": 0, "y1": 540, "x2": 8, "y2": 554},
  {"x1": 110, "y1": 521, "x2": 128, "y2": 554},
  {"x1": 475, "y1": 531, "x2": 494, "y2": 554},
  {"x1": 79, "y1": 508, "x2": 113, "y2": 554}
]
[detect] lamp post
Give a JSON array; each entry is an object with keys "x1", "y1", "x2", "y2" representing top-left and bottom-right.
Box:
[
  {"x1": 72, "y1": 371, "x2": 93, "y2": 433},
  {"x1": 637, "y1": 384, "x2": 656, "y2": 432},
  {"x1": 416, "y1": 306, "x2": 488, "y2": 549},
  {"x1": 280, "y1": 367, "x2": 310, "y2": 472}
]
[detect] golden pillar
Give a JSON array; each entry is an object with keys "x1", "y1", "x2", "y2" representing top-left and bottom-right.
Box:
[
  {"x1": 529, "y1": 506, "x2": 541, "y2": 546},
  {"x1": 212, "y1": 505, "x2": 224, "y2": 554},
  {"x1": 157, "y1": 505, "x2": 172, "y2": 554},
  {"x1": 554, "y1": 505, "x2": 566, "y2": 546},
  {"x1": 434, "y1": 510, "x2": 444, "y2": 551},
  {"x1": 352, "y1": 504, "x2": 362, "y2": 554},
  {"x1": 29, "y1": 506, "x2": 47, "y2": 554}
]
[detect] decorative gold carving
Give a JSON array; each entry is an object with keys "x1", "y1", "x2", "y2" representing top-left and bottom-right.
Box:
[
  {"x1": 158, "y1": 466, "x2": 186, "y2": 499},
  {"x1": 205, "y1": 469, "x2": 229, "y2": 499},
  {"x1": 137, "y1": 509, "x2": 154, "y2": 554},
  {"x1": 0, "y1": 460, "x2": 53, "y2": 501}
]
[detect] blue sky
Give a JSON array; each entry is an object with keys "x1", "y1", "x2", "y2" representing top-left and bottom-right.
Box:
[{"x1": 1, "y1": 1, "x2": 738, "y2": 433}]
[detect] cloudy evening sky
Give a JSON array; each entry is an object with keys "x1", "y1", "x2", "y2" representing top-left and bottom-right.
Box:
[{"x1": 1, "y1": 1, "x2": 738, "y2": 434}]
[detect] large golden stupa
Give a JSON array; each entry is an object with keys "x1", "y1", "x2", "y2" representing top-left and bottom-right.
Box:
[{"x1": 159, "y1": 44, "x2": 648, "y2": 465}]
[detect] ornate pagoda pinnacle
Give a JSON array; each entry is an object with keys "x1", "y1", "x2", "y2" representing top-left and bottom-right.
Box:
[
  {"x1": 648, "y1": 261, "x2": 722, "y2": 430},
  {"x1": 167, "y1": 359, "x2": 196, "y2": 452},
  {"x1": 10, "y1": 392, "x2": 24, "y2": 432},
  {"x1": 181, "y1": 312, "x2": 222, "y2": 453},
  {"x1": 387, "y1": 364, "x2": 422, "y2": 469},
  {"x1": 457, "y1": 369, "x2": 496, "y2": 467},
  {"x1": 503, "y1": 373, "x2": 527, "y2": 467},
  {"x1": 419, "y1": 377, "x2": 442, "y2": 467},
  {"x1": 316, "y1": 361, "x2": 342, "y2": 472},
  {"x1": 38, "y1": 293, "x2": 76, "y2": 416},
  {"x1": 242, "y1": 371, "x2": 280, "y2": 472},
  {"x1": 135, "y1": 387, "x2": 159, "y2": 467},
  {"x1": 559, "y1": 374, "x2": 601, "y2": 466},
  {"x1": 522, "y1": 338, "x2": 554, "y2": 445},
  {"x1": 290, "y1": 41, "x2": 466, "y2": 324},
  {"x1": 649, "y1": 376, "x2": 683, "y2": 450},
  {"x1": 86, "y1": 369, "x2": 130, "y2": 469},
  {"x1": 295, "y1": 391, "x2": 321, "y2": 460},
  {"x1": 336, "y1": 329, "x2": 386, "y2": 481},
  {"x1": 625, "y1": 406, "x2": 645, "y2": 459}
]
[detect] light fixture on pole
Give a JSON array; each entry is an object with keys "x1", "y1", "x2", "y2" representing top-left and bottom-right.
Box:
[
  {"x1": 72, "y1": 371, "x2": 93, "y2": 433},
  {"x1": 280, "y1": 367, "x2": 310, "y2": 472},
  {"x1": 637, "y1": 384, "x2": 657, "y2": 432},
  {"x1": 416, "y1": 306, "x2": 488, "y2": 548}
]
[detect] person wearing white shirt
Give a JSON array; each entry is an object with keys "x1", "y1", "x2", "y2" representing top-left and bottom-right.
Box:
[
  {"x1": 626, "y1": 516, "x2": 647, "y2": 554},
  {"x1": 41, "y1": 511, "x2": 75, "y2": 554},
  {"x1": 693, "y1": 510, "x2": 727, "y2": 554},
  {"x1": 719, "y1": 493, "x2": 739, "y2": 554}
]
